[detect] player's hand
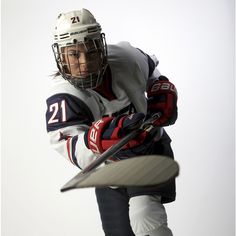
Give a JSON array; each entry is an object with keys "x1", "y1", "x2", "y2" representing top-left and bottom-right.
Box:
[
  {"x1": 147, "y1": 78, "x2": 178, "y2": 126},
  {"x1": 85, "y1": 113, "x2": 147, "y2": 154}
]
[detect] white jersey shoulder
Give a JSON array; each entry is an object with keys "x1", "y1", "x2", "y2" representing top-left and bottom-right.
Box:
[{"x1": 106, "y1": 41, "x2": 152, "y2": 113}]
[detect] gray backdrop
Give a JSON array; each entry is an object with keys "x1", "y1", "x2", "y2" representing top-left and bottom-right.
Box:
[{"x1": 2, "y1": 0, "x2": 235, "y2": 235}]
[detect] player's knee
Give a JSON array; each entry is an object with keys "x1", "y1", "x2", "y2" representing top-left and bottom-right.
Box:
[{"x1": 129, "y1": 195, "x2": 172, "y2": 236}]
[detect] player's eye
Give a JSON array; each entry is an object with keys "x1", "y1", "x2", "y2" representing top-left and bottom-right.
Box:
[{"x1": 68, "y1": 50, "x2": 80, "y2": 58}]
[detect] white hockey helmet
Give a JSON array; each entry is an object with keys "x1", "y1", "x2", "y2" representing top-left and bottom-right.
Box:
[{"x1": 52, "y1": 9, "x2": 107, "y2": 89}]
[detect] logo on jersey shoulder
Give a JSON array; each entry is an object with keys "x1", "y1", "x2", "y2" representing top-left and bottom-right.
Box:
[{"x1": 59, "y1": 132, "x2": 71, "y2": 141}]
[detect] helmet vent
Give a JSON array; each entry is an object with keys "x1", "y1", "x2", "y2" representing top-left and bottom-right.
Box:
[
  {"x1": 88, "y1": 26, "x2": 101, "y2": 33},
  {"x1": 59, "y1": 33, "x2": 70, "y2": 39}
]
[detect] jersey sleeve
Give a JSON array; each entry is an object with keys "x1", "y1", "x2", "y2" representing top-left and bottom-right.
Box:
[{"x1": 45, "y1": 93, "x2": 97, "y2": 169}]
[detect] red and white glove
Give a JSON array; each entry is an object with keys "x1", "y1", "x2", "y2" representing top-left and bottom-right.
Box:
[
  {"x1": 84, "y1": 113, "x2": 148, "y2": 154},
  {"x1": 147, "y1": 76, "x2": 178, "y2": 126}
]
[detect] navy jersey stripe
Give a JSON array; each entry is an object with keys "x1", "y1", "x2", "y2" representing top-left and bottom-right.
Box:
[
  {"x1": 147, "y1": 54, "x2": 156, "y2": 77},
  {"x1": 71, "y1": 135, "x2": 80, "y2": 168}
]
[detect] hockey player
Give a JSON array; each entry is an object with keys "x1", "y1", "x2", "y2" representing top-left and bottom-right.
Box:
[{"x1": 46, "y1": 9, "x2": 178, "y2": 236}]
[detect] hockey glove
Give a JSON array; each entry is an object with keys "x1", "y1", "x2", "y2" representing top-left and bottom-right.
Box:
[
  {"x1": 147, "y1": 76, "x2": 178, "y2": 126},
  {"x1": 84, "y1": 113, "x2": 148, "y2": 155}
]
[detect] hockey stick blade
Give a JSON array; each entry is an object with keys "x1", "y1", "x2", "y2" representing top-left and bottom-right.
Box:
[{"x1": 61, "y1": 155, "x2": 179, "y2": 192}]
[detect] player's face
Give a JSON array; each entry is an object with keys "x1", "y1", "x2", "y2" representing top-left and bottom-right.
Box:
[{"x1": 61, "y1": 40, "x2": 103, "y2": 77}]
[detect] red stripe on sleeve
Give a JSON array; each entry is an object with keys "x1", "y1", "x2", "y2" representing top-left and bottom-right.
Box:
[{"x1": 66, "y1": 138, "x2": 74, "y2": 165}]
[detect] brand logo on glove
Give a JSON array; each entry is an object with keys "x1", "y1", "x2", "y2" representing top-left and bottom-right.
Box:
[
  {"x1": 151, "y1": 82, "x2": 177, "y2": 95},
  {"x1": 89, "y1": 119, "x2": 104, "y2": 153}
]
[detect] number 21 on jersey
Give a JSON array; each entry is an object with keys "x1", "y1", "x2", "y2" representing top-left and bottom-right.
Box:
[{"x1": 48, "y1": 100, "x2": 67, "y2": 124}]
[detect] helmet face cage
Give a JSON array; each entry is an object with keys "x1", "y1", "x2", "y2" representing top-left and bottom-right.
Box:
[{"x1": 52, "y1": 33, "x2": 107, "y2": 89}]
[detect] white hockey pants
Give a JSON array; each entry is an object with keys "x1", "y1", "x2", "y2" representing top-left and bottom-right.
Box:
[{"x1": 129, "y1": 195, "x2": 173, "y2": 236}]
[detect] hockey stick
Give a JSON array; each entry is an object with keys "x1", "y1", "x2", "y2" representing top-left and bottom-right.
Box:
[
  {"x1": 61, "y1": 155, "x2": 179, "y2": 189},
  {"x1": 61, "y1": 112, "x2": 177, "y2": 192}
]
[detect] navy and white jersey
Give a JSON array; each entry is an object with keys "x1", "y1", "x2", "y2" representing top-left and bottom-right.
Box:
[{"x1": 46, "y1": 41, "x2": 162, "y2": 169}]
